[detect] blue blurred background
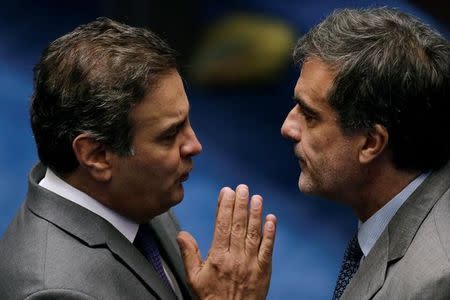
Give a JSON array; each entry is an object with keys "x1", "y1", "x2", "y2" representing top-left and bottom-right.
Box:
[{"x1": 0, "y1": 0, "x2": 448, "y2": 298}]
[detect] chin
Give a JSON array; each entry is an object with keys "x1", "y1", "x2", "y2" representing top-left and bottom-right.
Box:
[
  {"x1": 298, "y1": 175, "x2": 305, "y2": 191},
  {"x1": 170, "y1": 185, "x2": 185, "y2": 206},
  {"x1": 298, "y1": 176, "x2": 315, "y2": 195}
]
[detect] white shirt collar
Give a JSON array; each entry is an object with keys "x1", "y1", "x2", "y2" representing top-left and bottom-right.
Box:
[
  {"x1": 39, "y1": 167, "x2": 139, "y2": 242},
  {"x1": 357, "y1": 172, "x2": 429, "y2": 257}
]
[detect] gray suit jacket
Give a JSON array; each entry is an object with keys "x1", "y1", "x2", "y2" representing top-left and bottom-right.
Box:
[
  {"x1": 342, "y1": 161, "x2": 450, "y2": 299},
  {"x1": 0, "y1": 164, "x2": 195, "y2": 299}
]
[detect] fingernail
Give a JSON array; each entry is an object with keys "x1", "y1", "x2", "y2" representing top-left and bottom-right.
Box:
[
  {"x1": 266, "y1": 221, "x2": 274, "y2": 231},
  {"x1": 237, "y1": 185, "x2": 248, "y2": 198},
  {"x1": 251, "y1": 196, "x2": 261, "y2": 209},
  {"x1": 225, "y1": 188, "x2": 235, "y2": 200}
]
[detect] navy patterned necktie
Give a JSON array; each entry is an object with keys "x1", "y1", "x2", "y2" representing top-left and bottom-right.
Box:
[
  {"x1": 332, "y1": 233, "x2": 363, "y2": 300},
  {"x1": 133, "y1": 224, "x2": 177, "y2": 298}
]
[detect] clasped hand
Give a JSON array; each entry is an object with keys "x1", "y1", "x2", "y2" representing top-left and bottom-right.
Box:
[{"x1": 177, "y1": 184, "x2": 277, "y2": 300}]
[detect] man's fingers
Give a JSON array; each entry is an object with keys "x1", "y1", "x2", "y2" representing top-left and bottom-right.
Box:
[
  {"x1": 214, "y1": 187, "x2": 226, "y2": 221},
  {"x1": 177, "y1": 231, "x2": 203, "y2": 278},
  {"x1": 245, "y1": 195, "x2": 263, "y2": 254},
  {"x1": 230, "y1": 184, "x2": 249, "y2": 253},
  {"x1": 258, "y1": 214, "x2": 277, "y2": 267},
  {"x1": 211, "y1": 187, "x2": 235, "y2": 250}
]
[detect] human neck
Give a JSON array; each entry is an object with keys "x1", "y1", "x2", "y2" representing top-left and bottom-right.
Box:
[
  {"x1": 351, "y1": 163, "x2": 420, "y2": 222},
  {"x1": 62, "y1": 168, "x2": 112, "y2": 208}
]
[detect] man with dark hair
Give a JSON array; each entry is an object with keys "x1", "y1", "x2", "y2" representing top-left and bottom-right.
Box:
[
  {"x1": 0, "y1": 18, "x2": 276, "y2": 299},
  {"x1": 282, "y1": 7, "x2": 450, "y2": 299}
]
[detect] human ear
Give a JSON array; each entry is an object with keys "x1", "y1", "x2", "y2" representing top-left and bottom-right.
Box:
[
  {"x1": 359, "y1": 124, "x2": 389, "y2": 164},
  {"x1": 72, "y1": 133, "x2": 112, "y2": 182}
]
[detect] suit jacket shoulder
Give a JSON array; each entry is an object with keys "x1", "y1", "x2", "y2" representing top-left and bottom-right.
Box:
[
  {"x1": 0, "y1": 164, "x2": 192, "y2": 300},
  {"x1": 343, "y1": 161, "x2": 450, "y2": 300}
]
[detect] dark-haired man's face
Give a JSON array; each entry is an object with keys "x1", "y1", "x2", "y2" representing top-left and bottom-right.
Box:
[
  {"x1": 108, "y1": 70, "x2": 202, "y2": 223},
  {"x1": 281, "y1": 58, "x2": 365, "y2": 202}
]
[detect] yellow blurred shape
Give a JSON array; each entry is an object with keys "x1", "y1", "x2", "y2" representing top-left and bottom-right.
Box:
[{"x1": 189, "y1": 13, "x2": 296, "y2": 85}]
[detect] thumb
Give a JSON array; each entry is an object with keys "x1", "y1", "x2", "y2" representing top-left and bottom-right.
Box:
[{"x1": 177, "y1": 231, "x2": 203, "y2": 277}]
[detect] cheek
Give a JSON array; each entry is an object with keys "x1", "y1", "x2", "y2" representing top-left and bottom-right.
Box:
[
  {"x1": 143, "y1": 148, "x2": 181, "y2": 178},
  {"x1": 328, "y1": 141, "x2": 359, "y2": 171},
  {"x1": 301, "y1": 132, "x2": 326, "y2": 160},
  {"x1": 303, "y1": 133, "x2": 349, "y2": 172}
]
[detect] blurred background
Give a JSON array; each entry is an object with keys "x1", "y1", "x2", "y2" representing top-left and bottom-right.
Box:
[{"x1": 0, "y1": 0, "x2": 448, "y2": 298}]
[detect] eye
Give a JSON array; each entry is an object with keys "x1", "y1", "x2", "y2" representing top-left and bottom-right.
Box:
[
  {"x1": 302, "y1": 111, "x2": 314, "y2": 122},
  {"x1": 295, "y1": 105, "x2": 317, "y2": 126},
  {"x1": 291, "y1": 96, "x2": 319, "y2": 126},
  {"x1": 158, "y1": 127, "x2": 180, "y2": 144},
  {"x1": 164, "y1": 129, "x2": 179, "y2": 140}
]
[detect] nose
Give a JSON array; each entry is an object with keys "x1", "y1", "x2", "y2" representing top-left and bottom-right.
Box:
[
  {"x1": 281, "y1": 106, "x2": 301, "y2": 142},
  {"x1": 181, "y1": 125, "x2": 202, "y2": 158}
]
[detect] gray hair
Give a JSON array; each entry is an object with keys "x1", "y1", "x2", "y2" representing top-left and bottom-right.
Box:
[{"x1": 294, "y1": 7, "x2": 450, "y2": 171}]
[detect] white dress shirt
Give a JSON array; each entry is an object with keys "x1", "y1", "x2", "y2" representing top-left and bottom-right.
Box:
[
  {"x1": 358, "y1": 172, "x2": 429, "y2": 257},
  {"x1": 39, "y1": 167, "x2": 182, "y2": 297},
  {"x1": 39, "y1": 167, "x2": 139, "y2": 242}
]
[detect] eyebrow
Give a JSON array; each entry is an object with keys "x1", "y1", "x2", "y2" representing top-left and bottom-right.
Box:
[
  {"x1": 292, "y1": 95, "x2": 320, "y2": 118},
  {"x1": 160, "y1": 106, "x2": 191, "y2": 135}
]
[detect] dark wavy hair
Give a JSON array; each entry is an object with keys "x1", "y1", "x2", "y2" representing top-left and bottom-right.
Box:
[
  {"x1": 31, "y1": 18, "x2": 177, "y2": 174},
  {"x1": 294, "y1": 8, "x2": 450, "y2": 172}
]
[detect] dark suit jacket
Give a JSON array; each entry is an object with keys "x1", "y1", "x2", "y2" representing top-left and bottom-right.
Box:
[
  {"x1": 342, "y1": 161, "x2": 450, "y2": 299},
  {"x1": 0, "y1": 164, "x2": 194, "y2": 299}
]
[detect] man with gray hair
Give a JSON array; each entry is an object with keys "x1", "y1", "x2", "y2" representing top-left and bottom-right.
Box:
[
  {"x1": 0, "y1": 18, "x2": 276, "y2": 299},
  {"x1": 281, "y1": 7, "x2": 450, "y2": 299}
]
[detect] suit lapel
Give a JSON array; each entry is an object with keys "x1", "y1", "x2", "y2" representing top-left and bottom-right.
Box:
[
  {"x1": 26, "y1": 164, "x2": 177, "y2": 300},
  {"x1": 343, "y1": 161, "x2": 450, "y2": 300},
  {"x1": 105, "y1": 229, "x2": 177, "y2": 300},
  {"x1": 387, "y1": 163, "x2": 450, "y2": 262},
  {"x1": 151, "y1": 211, "x2": 195, "y2": 299},
  {"x1": 341, "y1": 232, "x2": 388, "y2": 300}
]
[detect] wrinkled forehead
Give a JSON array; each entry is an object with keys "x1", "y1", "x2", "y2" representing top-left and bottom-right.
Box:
[
  {"x1": 129, "y1": 71, "x2": 189, "y2": 130},
  {"x1": 295, "y1": 58, "x2": 336, "y2": 106}
]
